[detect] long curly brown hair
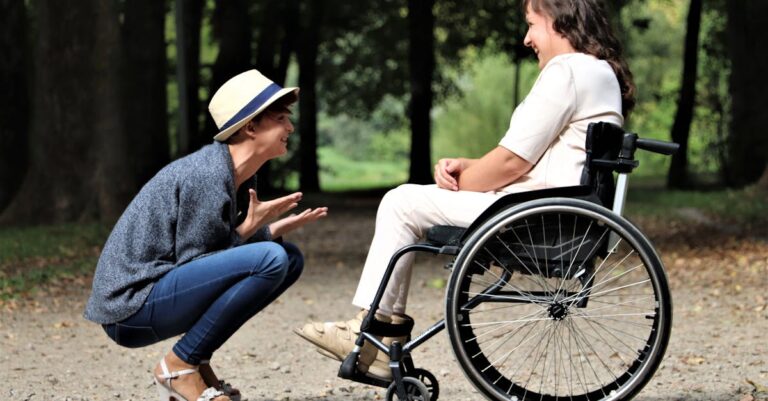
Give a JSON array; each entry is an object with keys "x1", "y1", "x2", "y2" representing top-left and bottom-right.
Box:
[{"x1": 524, "y1": 0, "x2": 636, "y2": 118}]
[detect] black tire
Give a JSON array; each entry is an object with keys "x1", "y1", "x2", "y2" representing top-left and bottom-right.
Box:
[
  {"x1": 445, "y1": 198, "x2": 672, "y2": 401},
  {"x1": 411, "y1": 368, "x2": 440, "y2": 401},
  {"x1": 386, "y1": 377, "x2": 431, "y2": 401}
]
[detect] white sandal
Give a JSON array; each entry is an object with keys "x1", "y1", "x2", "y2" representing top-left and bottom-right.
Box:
[
  {"x1": 200, "y1": 359, "x2": 241, "y2": 401},
  {"x1": 155, "y1": 358, "x2": 227, "y2": 401}
]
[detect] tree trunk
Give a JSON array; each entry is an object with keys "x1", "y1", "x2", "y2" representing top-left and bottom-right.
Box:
[
  {"x1": 179, "y1": 0, "x2": 206, "y2": 153},
  {"x1": 297, "y1": 0, "x2": 323, "y2": 192},
  {"x1": 725, "y1": 0, "x2": 768, "y2": 187},
  {"x1": 667, "y1": 0, "x2": 702, "y2": 189},
  {"x1": 603, "y1": 0, "x2": 631, "y2": 44},
  {"x1": 254, "y1": 0, "x2": 297, "y2": 194},
  {"x1": 122, "y1": 0, "x2": 169, "y2": 193},
  {"x1": 255, "y1": 0, "x2": 280, "y2": 80},
  {"x1": 0, "y1": 0, "x2": 29, "y2": 214},
  {"x1": 1, "y1": 0, "x2": 124, "y2": 224},
  {"x1": 276, "y1": 0, "x2": 300, "y2": 87},
  {"x1": 203, "y1": 0, "x2": 252, "y2": 144},
  {"x1": 758, "y1": 165, "x2": 768, "y2": 191},
  {"x1": 407, "y1": 0, "x2": 435, "y2": 184}
]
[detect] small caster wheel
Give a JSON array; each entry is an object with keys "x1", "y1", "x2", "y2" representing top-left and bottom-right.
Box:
[
  {"x1": 386, "y1": 377, "x2": 430, "y2": 401},
  {"x1": 411, "y1": 368, "x2": 439, "y2": 401}
]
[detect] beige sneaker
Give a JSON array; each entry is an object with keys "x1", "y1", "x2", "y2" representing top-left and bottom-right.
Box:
[{"x1": 294, "y1": 310, "x2": 391, "y2": 374}]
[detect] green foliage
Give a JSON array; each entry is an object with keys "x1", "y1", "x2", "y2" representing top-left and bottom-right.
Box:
[
  {"x1": 317, "y1": 147, "x2": 407, "y2": 191},
  {"x1": 623, "y1": 0, "x2": 731, "y2": 181},
  {"x1": 318, "y1": 94, "x2": 409, "y2": 162},
  {"x1": 0, "y1": 223, "x2": 109, "y2": 299}
]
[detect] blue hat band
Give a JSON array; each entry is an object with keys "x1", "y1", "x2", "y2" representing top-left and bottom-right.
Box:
[{"x1": 219, "y1": 83, "x2": 283, "y2": 132}]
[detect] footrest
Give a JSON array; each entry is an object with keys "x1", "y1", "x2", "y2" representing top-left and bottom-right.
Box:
[
  {"x1": 362, "y1": 314, "x2": 415, "y2": 337},
  {"x1": 426, "y1": 225, "x2": 466, "y2": 246}
]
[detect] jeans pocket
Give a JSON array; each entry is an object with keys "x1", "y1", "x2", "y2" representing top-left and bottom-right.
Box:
[{"x1": 104, "y1": 323, "x2": 160, "y2": 348}]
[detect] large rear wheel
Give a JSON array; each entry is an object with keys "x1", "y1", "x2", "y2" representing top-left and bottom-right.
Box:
[{"x1": 445, "y1": 198, "x2": 672, "y2": 401}]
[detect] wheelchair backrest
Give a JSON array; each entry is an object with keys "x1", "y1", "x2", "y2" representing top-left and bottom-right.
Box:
[{"x1": 580, "y1": 121, "x2": 626, "y2": 208}]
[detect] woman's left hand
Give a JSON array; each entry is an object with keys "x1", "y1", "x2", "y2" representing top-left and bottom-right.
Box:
[
  {"x1": 269, "y1": 207, "x2": 329, "y2": 238},
  {"x1": 236, "y1": 190, "x2": 302, "y2": 240}
]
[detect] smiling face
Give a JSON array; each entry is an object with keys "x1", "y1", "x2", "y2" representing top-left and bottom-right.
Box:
[
  {"x1": 523, "y1": 3, "x2": 576, "y2": 69},
  {"x1": 250, "y1": 109, "x2": 295, "y2": 159}
]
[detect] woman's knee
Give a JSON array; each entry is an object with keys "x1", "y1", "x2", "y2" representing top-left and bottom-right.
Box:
[
  {"x1": 379, "y1": 184, "x2": 438, "y2": 225},
  {"x1": 281, "y1": 242, "x2": 304, "y2": 279},
  {"x1": 380, "y1": 184, "x2": 421, "y2": 216},
  {"x1": 248, "y1": 242, "x2": 290, "y2": 281}
]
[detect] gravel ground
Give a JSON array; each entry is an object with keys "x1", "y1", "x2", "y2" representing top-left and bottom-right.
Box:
[{"x1": 1, "y1": 195, "x2": 766, "y2": 401}]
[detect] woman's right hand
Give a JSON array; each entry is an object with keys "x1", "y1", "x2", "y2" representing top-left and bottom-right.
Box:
[
  {"x1": 434, "y1": 158, "x2": 464, "y2": 191},
  {"x1": 236, "y1": 190, "x2": 302, "y2": 240}
]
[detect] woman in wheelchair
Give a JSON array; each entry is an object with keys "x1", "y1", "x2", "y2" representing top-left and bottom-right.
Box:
[{"x1": 296, "y1": 0, "x2": 637, "y2": 385}]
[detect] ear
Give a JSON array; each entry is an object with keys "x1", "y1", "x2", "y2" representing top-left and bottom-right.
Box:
[{"x1": 241, "y1": 119, "x2": 260, "y2": 138}]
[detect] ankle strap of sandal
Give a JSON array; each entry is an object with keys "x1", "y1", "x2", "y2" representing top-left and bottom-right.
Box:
[
  {"x1": 199, "y1": 387, "x2": 226, "y2": 401},
  {"x1": 158, "y1": 358, "x2": 198, "y2": 380}
]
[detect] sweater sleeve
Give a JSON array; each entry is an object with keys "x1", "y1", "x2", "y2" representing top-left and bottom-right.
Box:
[
  {"x1": 174, "y1": 170, "x2": 235, "y2": 264},
  {"x1": 233, "y1": 175, "x2": 278, "y2": 244},
  {"x1": 499, "y1": 58, "x2": 576, "y2": 164}
]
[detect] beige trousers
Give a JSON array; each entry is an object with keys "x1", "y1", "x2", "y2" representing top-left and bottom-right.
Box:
[{"x1": 352, "y1": 184, "x2": 509, "y2": 316}]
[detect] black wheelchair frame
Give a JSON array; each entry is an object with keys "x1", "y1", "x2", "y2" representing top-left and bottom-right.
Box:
[{"x1": 336, "y1": 122, "x2": 679, "y2": 401}]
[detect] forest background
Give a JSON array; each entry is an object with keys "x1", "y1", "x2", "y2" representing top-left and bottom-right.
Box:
[
  {"x1": 0, "y1": 0, "x2": 767, "y2": 299},
  {"x1": 1, "y1": 2, "x2": 768, "y2": 399},
  {"x1": 0, "y1": 0, "x2": 767, "y2": 226}
]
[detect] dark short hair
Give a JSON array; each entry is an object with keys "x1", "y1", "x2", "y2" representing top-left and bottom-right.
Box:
[{"x1": 254, "y1": 91, "x2": 299, "y2": 122}]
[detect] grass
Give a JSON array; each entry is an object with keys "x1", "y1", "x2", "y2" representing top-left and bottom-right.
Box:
[
  {"x1": 0, "y1": 223, "x2": 110, "y2": 300},
  {"x1": 318, "y1": 147, "x2": 408, "y2": 192},
  {"x1": 625, "y1": 183, "x2": 768, "y2": 222}
]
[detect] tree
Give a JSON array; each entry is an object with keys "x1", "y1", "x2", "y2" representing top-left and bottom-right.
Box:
[
  {"x1": 296, "y1": 0, "x2": 325, "y2": 192},
  {"x1": 724, "y1": 0, "x2": 768, "y2": 187},
  {"x1": 121, "y1": 0, "x2": 169, "y2": 192},
  {"x1": 0, "y1": 0, "x2": 29, "y2": 214},
  {"x1": 1, "y1": 0, "x2": 124, "y2": 224},
  {"x1": 178, "y1": 0, "x2": 207, "y2": 154},
  {"x1": 758, "y1": 167, "x2": 768, "y2": 191},
  {"x1": 202, "y1": 0, "x2": 252, "y2": 144},
  {"x1": 253, "y1": 0, "x2": 300, "y2": 193},
  {"x1": 667, "y1": 0, "x2": 702, "y2": 188},
  {"x1": 407, "y1": 0, "x2": 435, "y2": 184}
]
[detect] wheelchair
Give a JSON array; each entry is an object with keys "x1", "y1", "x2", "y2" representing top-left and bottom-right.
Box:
[{"x1": 336, "y1": 122, "x2": 679, "y2": 401}]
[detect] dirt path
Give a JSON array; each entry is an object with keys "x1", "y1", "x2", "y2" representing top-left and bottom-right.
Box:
[{"x1": 1, "y1": 196, "x2": 766, "y2": 401}]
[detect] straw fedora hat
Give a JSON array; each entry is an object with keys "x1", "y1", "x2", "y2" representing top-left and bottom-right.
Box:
[{"x1": 209, "y1": 69, "x2": 299, "y2": 142}]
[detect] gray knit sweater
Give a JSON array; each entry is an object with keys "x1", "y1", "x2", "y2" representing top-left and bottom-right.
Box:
[{"x1": 84, "y1": 142, "x2": 270, "y2": 324}]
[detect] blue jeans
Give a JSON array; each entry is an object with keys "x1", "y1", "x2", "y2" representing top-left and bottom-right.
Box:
[{"x1": 103, "y1": 241, "x2": 303, "y2": 364}]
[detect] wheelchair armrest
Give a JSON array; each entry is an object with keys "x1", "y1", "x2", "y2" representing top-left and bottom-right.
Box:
[{"x1": 426, "y1": 225, "x2": 466, "y2": 246}]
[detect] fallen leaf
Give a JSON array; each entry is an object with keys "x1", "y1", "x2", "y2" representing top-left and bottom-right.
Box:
[{"x1": 681, "y1": 355, "x2": 705, "y2": 365}]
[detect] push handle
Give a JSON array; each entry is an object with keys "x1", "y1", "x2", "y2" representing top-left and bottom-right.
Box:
[{"x1": 636, "y1": 138, "x2": 680, "y2": 156}]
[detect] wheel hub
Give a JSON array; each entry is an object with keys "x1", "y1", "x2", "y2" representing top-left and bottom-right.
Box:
[{"x1": 548, "y1": 302, "x2": 569, "y2": 320}]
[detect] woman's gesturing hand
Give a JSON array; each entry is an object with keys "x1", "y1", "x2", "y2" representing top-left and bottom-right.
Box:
[
  {"x1": 236, "y1": 190, "x2": 302, "y2": 240},
  {"x1": 434, "y1": 158, "x2": 464, "y2": 191},
  {"x1": 269, "y1": 206, "x2": 328, "y2": 238}
]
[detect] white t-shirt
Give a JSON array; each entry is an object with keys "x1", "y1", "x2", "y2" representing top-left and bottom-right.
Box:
[{"x1": 498, "y1": 53, "x2": 623, "y2": 193}]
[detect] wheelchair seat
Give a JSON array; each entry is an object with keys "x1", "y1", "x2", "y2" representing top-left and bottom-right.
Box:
[{"x1": 426, "y1": 185, "x2": 598, "y2": 246}]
